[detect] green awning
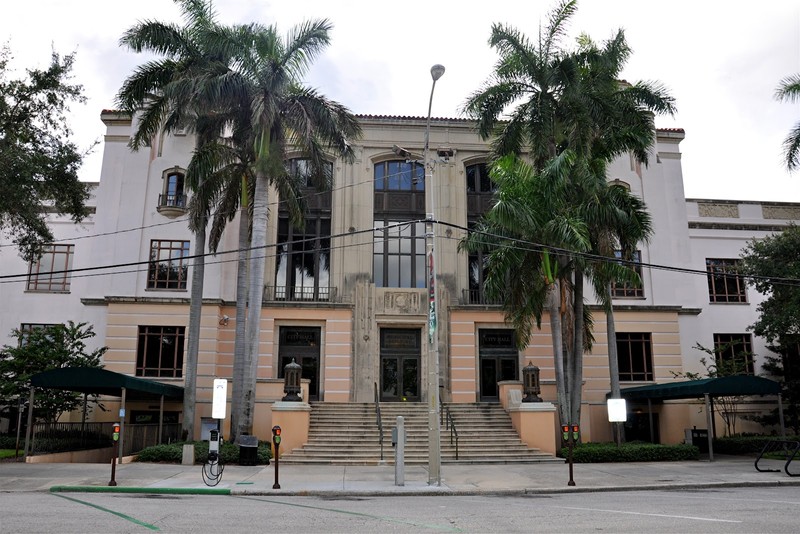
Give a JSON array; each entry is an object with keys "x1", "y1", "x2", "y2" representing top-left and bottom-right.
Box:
[
  {"x1": 619, "y1": 375, "x2": 781, "y2": 401},
  {"x1": 30, "y1": 367, "x2": 184, "y2": 400}
]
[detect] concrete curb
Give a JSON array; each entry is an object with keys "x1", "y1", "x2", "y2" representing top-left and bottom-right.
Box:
[
  {"x1": 49, "y1": 486, "x2": 231, "y2": 495},
  {"x1": 43, "y1": 478, "x2": 800, "y2": 497}
]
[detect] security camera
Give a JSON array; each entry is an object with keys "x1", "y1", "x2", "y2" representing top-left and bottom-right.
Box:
[
  {"x1": 392, "y1": 144, "x2": 412, "y2": 159},
  {"x1": 436, "y1": 147, "x2": 455, "y2": 161}
]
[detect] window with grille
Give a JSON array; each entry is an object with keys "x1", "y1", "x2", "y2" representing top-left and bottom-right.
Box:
[
  {"x1": 26, "y1": 244, "x2": 74, "y2": 292},
  {"x1": 706, "y1": 258, "x2": 747, "y2": 303},
  {"x1": 373, "y1": 159, "x2": 426, "y2": 288},
  {"x1": 18, "y1": 323, "x2": 60, "y2": 346},
  {"x1": 616, "y1": 332, "x2": 654, "y2": 381},
  {"x1": 147, "y1": 240, "x2": 190, "y2": 290},
  {"x1": 136, "y1": 325, "x2": 185, "y2": 377},
  {"x1": 713, "y1": 333, "x2": 754, "y2": 375},
  {"x1": 611, "y1": 250, "x2": 644, "y2": 298},
  {"x1": 466, "y1": 161, "x2": 498, "y2": 304}
]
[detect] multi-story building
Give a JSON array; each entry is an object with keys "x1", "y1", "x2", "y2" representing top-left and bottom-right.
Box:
[{"x1": 0, "y1": 111, "x2": 794, "y2": 444}]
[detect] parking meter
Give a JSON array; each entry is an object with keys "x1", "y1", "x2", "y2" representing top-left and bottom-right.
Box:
[
  {"x1": 113, "y1": 423, "x2": 120, "y2": 442},
  {"x1": 572, "y1": 425, "x2": 580, "y2": 442},
  {"x1": 562, "y1": 424, "x2": 570, "y2": 443},
  {"x1": 272, "y1": 426, "x2": 282, "y2": 489},
  {"x1": 108, "y1": 423, "x2": 121, "y2": 486}
]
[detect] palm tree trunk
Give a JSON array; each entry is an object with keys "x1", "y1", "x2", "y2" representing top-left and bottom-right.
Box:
[
  {"x1": 548, "y1": 281, "x2": 569, "y2": 426},
  {"x1": 229, "y1": 206, "x2": 249, "y2": 442},
  {"x1": 183, "y1": 214, "x2": 206, "y2": 441},
  {"x1": 569, "y1": 267, "x2": 585, "y2": 429},
  {"x1": 240, "y1": 169, "x2": 269, "y2": 436}
]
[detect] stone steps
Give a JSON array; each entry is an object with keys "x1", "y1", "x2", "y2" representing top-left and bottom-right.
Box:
[{"x1": 280, "y1": 402, "x2": 559, "y2": 465}]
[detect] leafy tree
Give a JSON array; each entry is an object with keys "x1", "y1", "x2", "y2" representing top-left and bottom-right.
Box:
[
  {"x1": 753, "y1": 347, "x2": 800, "y2": 435},
  {"x1": 0, "y1": 46, "x2": 92, "y2": 262},
  {"x1": 739, "y1": 224, "x2": 800, "y2": 434},
  {"x1": 117, "y1": 0, "x2": 235, "y2": 440},
  {"x1": 0, "y1": 322, "x2": 106, "y2": 424},
  {"x1": 461, "y1": 0, "x2": 674, "y2": 427},
  {"x1": 775, "y1": 74, "x2": 800, "y2": 171}
]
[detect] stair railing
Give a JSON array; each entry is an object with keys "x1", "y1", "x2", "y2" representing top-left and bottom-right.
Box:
[
  {"x1": 439, "y1": 399, "x2": 459, "y2": 460},
  {"x1": 374, "y1": 382, "x2": 384, "y2": 461}
]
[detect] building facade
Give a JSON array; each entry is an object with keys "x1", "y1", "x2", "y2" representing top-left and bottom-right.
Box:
[{"x1": 0, "y1": 111, "x2": 794, "y2": 442}]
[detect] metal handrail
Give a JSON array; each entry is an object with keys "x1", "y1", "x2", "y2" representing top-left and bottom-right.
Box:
[
  {"x1": 439, "y1": 400, "x2": 459, "y2": 460},
  {"x1": 374, "y1": 382, "x2": 384, "y2": 461},
  {"x1": 754, "y1": 439, "x2": 800, "y2": 477}
]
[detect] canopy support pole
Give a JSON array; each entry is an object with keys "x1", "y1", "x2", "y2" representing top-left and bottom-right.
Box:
[
  {"x1": 647, "y1": 399, "x2": 655, "y2": 443},
  {"x1": 23, "y1": 387, "x2": 35, "y2": 459},
  {"x1": 778, "y1": 392, "x2": 786, "y2": 439},
  {"x1": 158, "y1": 395, "x2": 164, "y2": 444},
  {"x1": 118, "y1": 387, "x2": 126, "y2": 464},
  {"x1": 704, "y1": 393, "x2": 714, "y2": 462}
]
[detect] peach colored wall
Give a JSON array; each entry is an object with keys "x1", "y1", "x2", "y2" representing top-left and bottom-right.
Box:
[
  {"x1": 508, "y1": 405, "x2": 558, "y2": 455},
  {"x1": 270, "y1": 402, "x2": 311, "y2": 457}
]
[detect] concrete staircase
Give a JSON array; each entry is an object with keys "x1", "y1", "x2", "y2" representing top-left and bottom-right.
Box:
[{"x1": 280, "y1": 402, "x2": 559, "y2": 465}]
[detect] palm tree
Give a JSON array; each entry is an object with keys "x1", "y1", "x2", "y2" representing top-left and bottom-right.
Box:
[
  {"x1": 462, "y1": 0, "x2": 674, "y2": 428},
  {"x1": 211, "y1": 20, "x2": 361, "y2": 437},
  {"x1": 117, "y1": 0, "x2": 232, "y2": 440},
  {"x1": 776, "y1": 74, "x2": 800, "y2": 171}
]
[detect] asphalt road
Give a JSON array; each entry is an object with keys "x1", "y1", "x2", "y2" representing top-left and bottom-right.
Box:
[{"x1": 2, "y1": 486, "x2": 799, "y2": 533}]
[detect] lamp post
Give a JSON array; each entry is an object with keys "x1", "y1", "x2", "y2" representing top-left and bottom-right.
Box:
[{"x1": 424, "y1": 63, "x2": 445, "y2": 486}]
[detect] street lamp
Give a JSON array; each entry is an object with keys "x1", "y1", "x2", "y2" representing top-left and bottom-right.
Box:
[{"x1": 424, "y1": 63, "x2": 444, "y2": 486}]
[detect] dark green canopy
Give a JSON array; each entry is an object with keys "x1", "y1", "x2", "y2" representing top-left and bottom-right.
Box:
[
  {"x1": 619, "y1": 375, "x2": 781, "y2": 401},
  {"x1": 30, "y1": 367, "x2": 184, "y2": 400}
]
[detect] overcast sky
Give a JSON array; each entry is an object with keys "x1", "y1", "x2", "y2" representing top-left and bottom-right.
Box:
[{"x1": 2, "y1": 0, "x2": 799, "y2": 201}]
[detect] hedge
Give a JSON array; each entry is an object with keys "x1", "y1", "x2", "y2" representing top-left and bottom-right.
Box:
[
  {"x1": 135, "y1": 440, "x2": 272, "y2": 465},
  {"x1": 558, "y1": 442, "x2": 700, "y2": 462}
]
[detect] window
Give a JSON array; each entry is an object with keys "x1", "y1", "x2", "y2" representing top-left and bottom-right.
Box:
[
  {"x1": 713, "y1": 333, "x2": 754, "y2": 375},
  {"x1": 466, "y1": 161, "x2": 498, "y2": 304},
  {"x1": 611, "y1": 250, "x2": 644, "y2": 298},
  {"x1": 373, "y1": 159, "x2": 426, "y2": 288},
  {"x1": 706, "y1": 258, "x2": 747, "y2": 303},
  {"x1": 159, "y1": 169, "x2": 186, "y2": 209},
  {"x1": 147, "y1": 240, "x2": 190, "y2": 290},
  {"x1": 466, "y1": 162, "x2": 496, "y2": 193},
  {"x1": 616, "y1": 333, "x2": 654, "y2": 381},
  {"x1": 373, "y1": 220, "x2": 426, "y2": 288},
  {"x1": 287, "y1": 158, "x2": 333, "y2": 188},
  {"x1": 374, "y1": 160, "x2": 424, "y2": 192},
  {"x1": 136, "y1": 326, "x2": 185, "y2": 377},
  {"x1": 276, "y1": 217, "x2": 331, "y2": 300},
  {"x1": 26, "y1": 244, "x2": 74, "y2": 292},
  {"x1": 19, "y1": 323, "x2": 60, "y2": 346}
]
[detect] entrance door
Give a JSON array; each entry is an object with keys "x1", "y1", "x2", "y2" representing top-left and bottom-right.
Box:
[
  {"x1": 478, "y1": 329, "x2": 519, "y2": 401},
  {"x1": 380, "y1": 329, "x2": 421, "y2": 401},
  {"x1": 278, "y1": 327, "x2": 321, "y2": 401}
]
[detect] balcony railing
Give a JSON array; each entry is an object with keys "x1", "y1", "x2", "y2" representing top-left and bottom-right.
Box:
[
  {"x1": 158, "y1": 193, "x2": 187, "y2": 208},
  {"x1": 263, "y1": 285, "x2": 338, "y2": 303},
  {"x1": 461, "y1": 288, "x2": 505, "y2": 306}
]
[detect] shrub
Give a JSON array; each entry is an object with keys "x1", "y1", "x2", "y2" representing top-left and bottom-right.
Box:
[
  {"x1": 558, "y1": 442, "x2": 700, "y2": 462},
  {"x1": 0, "y1": 435, "x2": 17, "y2": 449},
  {"x1": 135, "y1": 440, "x2": 272, "y2": 465}
]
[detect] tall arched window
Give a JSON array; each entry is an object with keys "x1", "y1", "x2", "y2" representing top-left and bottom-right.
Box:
[
  {"x1": 466, "y1": 161, "x2": 497, "y2": 303},
  {"x1": 274, "y1": 158, "x2": 333, "y2": 301},
  {"x1": 373, "y1": 159, "x2": 426, "y2": 288}
]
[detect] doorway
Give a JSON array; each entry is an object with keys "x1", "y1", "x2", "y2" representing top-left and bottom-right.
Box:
[
  {"x1": 478, "y1": 329, "x2": 519, "y2": 401},
  {"x1": 278, "y1": 326, "x2": 321, "y2": 401},
  {"x1": 379, "y1": 328, "x2": 421, "y2": 401}
]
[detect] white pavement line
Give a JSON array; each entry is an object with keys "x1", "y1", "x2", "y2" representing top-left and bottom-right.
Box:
[{"x1": 551, "y1": 506, "x2": 742, "y2": 523}]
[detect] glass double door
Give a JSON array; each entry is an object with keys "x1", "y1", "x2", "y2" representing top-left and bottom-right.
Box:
[
  {"x1": 278, "y1": 327, "x2": 320, "y2": 401},
  {"x1": 478, "y1": 329, "x2": 519, "y2": 402},
  {"x1": 380, "y1": 329, "x2": 421, "y2": 402}
]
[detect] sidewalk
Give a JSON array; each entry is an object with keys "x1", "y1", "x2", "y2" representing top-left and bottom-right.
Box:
[{"x1": 2, "y1": 456, "x2": 799, "y2": 496}]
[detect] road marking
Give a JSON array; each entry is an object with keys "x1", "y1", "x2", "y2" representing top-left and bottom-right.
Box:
[
  {"x1": 552, "y1": 505, "x2": 742, "y2": 523},
  {"x1": 52, "y1": 494, "x2": 160, "y2": 531},
  {"x1": 237, "y1": 496, "x2": 462, "y2": 532}
]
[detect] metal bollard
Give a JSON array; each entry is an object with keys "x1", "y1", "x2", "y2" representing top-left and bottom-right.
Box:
[{"x1": 395, "y1": 416, "x2": 405, "y2": 486}]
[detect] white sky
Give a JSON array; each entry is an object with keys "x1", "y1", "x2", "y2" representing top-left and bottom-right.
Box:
[{"x1": 2, "y1": 0, "x2": 799, "y2": 201}]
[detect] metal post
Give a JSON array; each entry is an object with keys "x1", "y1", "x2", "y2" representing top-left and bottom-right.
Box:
[
  {"x1": 704, "y1": 393, "x2": 714, "y2": 461},
  {"x1": 424, "y1": 63, "x2": 445, "y2": 487},
  {"x1": 23, "y1": 388, "x2": 34, "y2": 459},
  {"x1": 778, "y1": 393, "x2": 786, "y2": 439},
  {"x1": 15, "y1": 399, "x2": 24, "y2": 459},
  {"x1": 647, "y1": 399, "x2": 654, "y2": 443},
  {"x1": 395, "y1": 416, "x2": 405, "y2": 486},
  {"x1": 119, "y1": 387, "x2": 126, "y2": 464},
  {"x1": 158, "y1": 395, "x2": 164, "y2": 444}
]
